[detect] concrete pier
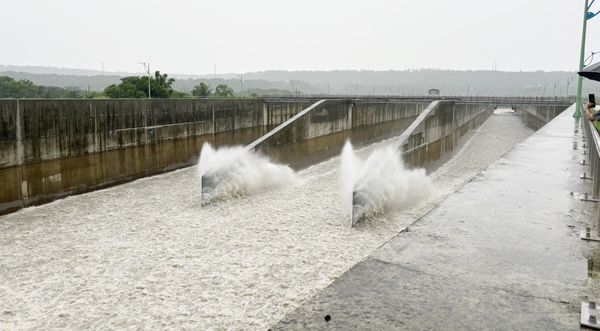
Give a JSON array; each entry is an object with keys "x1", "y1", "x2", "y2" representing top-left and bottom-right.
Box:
[{"x1": 273, "y1": 105, "x2": 600, "y2": 330}]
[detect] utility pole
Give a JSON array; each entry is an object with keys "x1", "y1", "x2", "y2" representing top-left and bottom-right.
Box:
[
  {"x1": 567, "y1": 77, "x2": 574, "y2": 98},
  {"x1": 556, "y1": 81, "x2": 561, "y2": 98},
  {"x1": 576, "y1": 0, "x2": 590, "y2": 118},
  {"x1": 140, "y1": 62, "x2": 151, "y2": 99}
]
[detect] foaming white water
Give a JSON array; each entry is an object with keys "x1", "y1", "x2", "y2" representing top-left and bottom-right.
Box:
[
  {"x1": 198, "y1": 142, "x2": 300, "y2": 201},
  {"x1": 340, "y1": 141, "x2": 362, "y2": 214},
  {"x1": 341, "y1": 141, "x2": 434, "y2": 221}
]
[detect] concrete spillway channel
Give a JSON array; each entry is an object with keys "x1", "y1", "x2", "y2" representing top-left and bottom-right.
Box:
[
  {"x1": 201, "y1": 99, "x2": 494, "y2": 225},
  {"x1": 1, "y1": 101, "x2": 558, "y2": 329}
]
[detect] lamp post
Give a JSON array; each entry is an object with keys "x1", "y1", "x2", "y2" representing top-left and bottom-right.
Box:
[
  {"x1": 140, "y1": 62, "x2": 151, "y2": 99},
  {"x1": 576, "y1": 0, "x2": 600, "y2": 117}
]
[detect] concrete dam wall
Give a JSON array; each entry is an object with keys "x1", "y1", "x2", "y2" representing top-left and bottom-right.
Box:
[
  {"x1": 0, "y1": 98, "x2": 571, "y2": 214},
  {"x1": 515, "y1": 102, "x2": 572, "y2": 131},
  {"x1": 400, "y1": 101, "x2": 493, "y2": 169},
  {"x1": 0, "y1": 98, "x2": 431, "y2": 214},
  {"x1": 250, "y1": 99, "x2": 431, "y2": 169}
]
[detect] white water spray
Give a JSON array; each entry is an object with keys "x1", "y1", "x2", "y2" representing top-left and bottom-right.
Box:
[
  {"x1": 341, "y1": 141, "x2": 434, "y2": 224},
  {"x1": 198, "y1": 143, "x2": 300, "y2": 203}
]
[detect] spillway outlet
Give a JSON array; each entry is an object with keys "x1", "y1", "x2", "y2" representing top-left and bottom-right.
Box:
[
  {"x1": 200, "y1": 173, "x2": 219, "y2": 206},
  {"x1": 351, "y1": 190, "x2": 369, "y2": 227}
]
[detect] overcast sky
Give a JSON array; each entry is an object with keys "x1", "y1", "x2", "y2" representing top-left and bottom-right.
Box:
[{"x1": 1, "y1": 0, "x2": 599, "y2": 74}]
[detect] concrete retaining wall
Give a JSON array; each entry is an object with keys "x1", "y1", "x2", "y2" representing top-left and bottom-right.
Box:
[
  {"x1": 253, "y1": 100, "x2": 429, "y2": 168},
  {"x1": 401, "y1": 101, "x2": 494, "y2": 170},
  {"x1": 515, "y1": 103, "x2": 571, "y2": 131},
  {"x1": 0, "y1": 98, "x2": 573, "y2": 214},
  {"x1": 0, "y1": 98, "x2": 429, "y2": 214},
  {"x1": 0, "y1": 99, "x2": 320, "y2": 214}
]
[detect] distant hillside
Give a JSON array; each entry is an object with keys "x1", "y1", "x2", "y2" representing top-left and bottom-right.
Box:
[
  {"x1": 1, "y1": 65, "x2": 599, "y2": 96},
  {"x1": 243, "y1": 69, "x2": 597, "y2": 96},
  {"x1": 0, "y1": 71, "x2": 122, "y2": 92},
  {"x1": 0, "y1": 65, "x2": 128, "y2": 77}
]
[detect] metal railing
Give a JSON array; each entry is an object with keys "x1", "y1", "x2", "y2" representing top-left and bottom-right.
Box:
[{"x1": 580, "y1": 104, "x2": 600, "y2": 240}]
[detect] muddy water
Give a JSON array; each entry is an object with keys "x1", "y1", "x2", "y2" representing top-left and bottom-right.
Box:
[{"x1": 0, "y1": 110, "x2": 532, "y2": 330}]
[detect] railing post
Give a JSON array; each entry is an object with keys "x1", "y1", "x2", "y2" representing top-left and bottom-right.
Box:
[
  {"x1": 591, "y1": 144, "x2": 597, "y2": 179},
  {"x1": 593, "y1": 138, "x2": 600, "y2": 197},
  {"x1": 589, "y1": 126, "x2": 594, "y2": 161},
  {"x1": 597, "y1": 198, "x2": 600, "y2": 236},
  {"x1": 582, "y1": 112, "x2": 600, "y2": 241},
  {"x1": 594, "y1": 150, "x2": 600, "y2": 197}
]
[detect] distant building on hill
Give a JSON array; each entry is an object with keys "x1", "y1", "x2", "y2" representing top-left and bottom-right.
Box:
[{"x1": 428, "y1": 88, "x2": 440, "y2": 95}]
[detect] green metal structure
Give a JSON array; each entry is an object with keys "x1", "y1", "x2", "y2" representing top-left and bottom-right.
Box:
[{"x1": 576, "y1": 0, "x2": 590, "y2": 118}]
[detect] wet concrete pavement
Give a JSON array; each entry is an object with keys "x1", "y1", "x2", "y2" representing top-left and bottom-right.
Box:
[{"x1": 272, "y1": 105, "x2": 600, "y2": 330}]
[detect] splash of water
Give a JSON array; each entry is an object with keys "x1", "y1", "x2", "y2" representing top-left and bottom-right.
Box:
[
  {"x1": 198, "y1": 143, "x2": 300, "y2": 203},
  {"x1": 340, "y1": 141, "x2": 434, "y2": 225}
]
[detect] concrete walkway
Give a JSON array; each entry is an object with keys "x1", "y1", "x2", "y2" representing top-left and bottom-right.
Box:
[{"x1": 273, "y1": 105, "x2": 600, "y2": 330}]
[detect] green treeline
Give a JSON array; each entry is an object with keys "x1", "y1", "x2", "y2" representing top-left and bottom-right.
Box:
[
  {"x1": 0, "y1": 73, "x2": 237, "y2": 99},
  {"x1": 0, "y1": 76, "x2": 99, "y2": 98}
]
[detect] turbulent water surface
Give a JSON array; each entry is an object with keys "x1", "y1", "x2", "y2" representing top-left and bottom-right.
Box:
[{"x1": 0, "y1": 110, "x2": 532, "y2": 330}]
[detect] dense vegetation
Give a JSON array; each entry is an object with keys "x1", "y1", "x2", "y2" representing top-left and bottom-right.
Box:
[
  {"x1": 191, "y1": 82, "x2": 212, "y2": 97},
  {"x1": 0, "y1": 74, "x2": 238, "y2": 99},
  {"x1": 0, "y1": 76, "x2": 95, "y2": 98},
  {"x1": 104, "y1": 71, "x2": 176, "y2": 98},
  {"x1": 103, "y1": 72, "x2": 237, "y2": 98}
]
